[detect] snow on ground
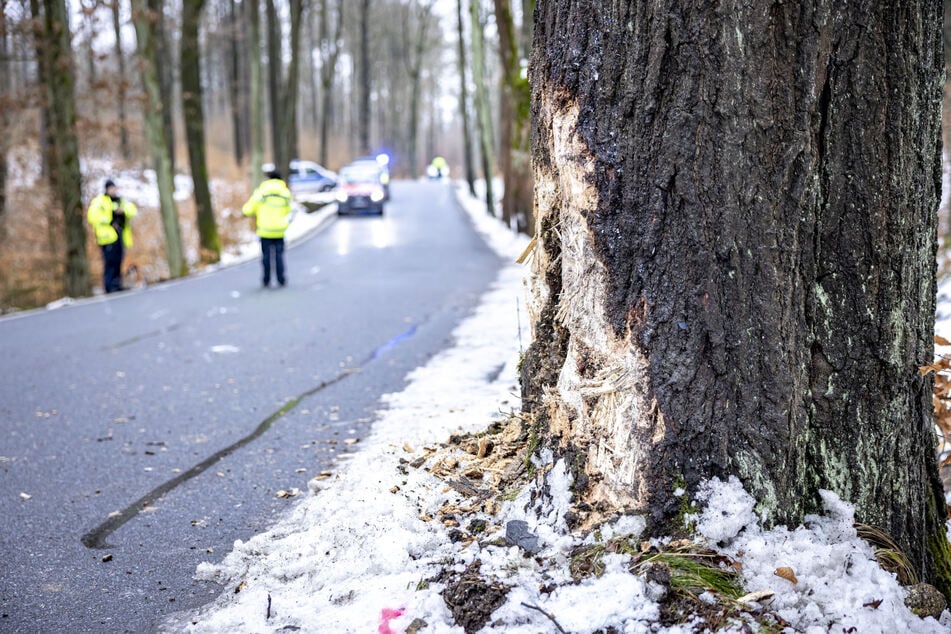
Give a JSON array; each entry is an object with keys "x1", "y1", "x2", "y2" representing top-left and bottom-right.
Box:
[{"x1": 165, "y1": 182, "x2": 951, "y2": 633}]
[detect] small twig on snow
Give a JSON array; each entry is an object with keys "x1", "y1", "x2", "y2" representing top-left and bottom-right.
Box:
[{"x1": 521, "y1": 602, "x2": 566, "y2": 633}]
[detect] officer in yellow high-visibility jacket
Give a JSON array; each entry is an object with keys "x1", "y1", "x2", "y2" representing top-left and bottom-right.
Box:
[
  {"x1": 86, "y1": 179, "x2": 137, "y2": 293},
  {"x1": 243, "y1": 170, "x2": 294, "y2": 287}
]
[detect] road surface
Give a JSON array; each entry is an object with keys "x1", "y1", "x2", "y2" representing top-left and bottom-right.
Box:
[{"x1": 0, "y1": 181, "x2": 503, "y2": 632}]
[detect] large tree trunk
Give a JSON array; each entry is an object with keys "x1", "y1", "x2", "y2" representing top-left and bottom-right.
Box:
[
  {"x1": 131, "y1": 0, "x2": 186, "y2": 278},
  {"x1": 180, "y1": 0, "x2": 220, "y2": 263},
  {"x1": 247, "y1": 0, "x2": 264, "y2": 187},
  {"x1": 41, "y1": 0, "x2": 90, "y2": 297},
  {"x1": 358, "y1": 0, "x2": 371, "y2": 153},
  {"x1": 524, "y1": 0, "x2": 951, "y2": 595},
  {"x1": 111, "y1": 0, "x2": 131, "y2": 161},
  {"x1": 468, "y1": 0, "x2": 494, "y2": 215},
  {"x1": 455, "y1": 0, "x2": 476, "y2": 197},
  {"x1": 404, "y1": 1, "x2": 433, "y2": 179}
]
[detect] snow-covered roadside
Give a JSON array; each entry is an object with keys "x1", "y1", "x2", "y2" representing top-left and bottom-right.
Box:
[{"x1": 170, "y1": 183, "x2": 950, "y2": 633}]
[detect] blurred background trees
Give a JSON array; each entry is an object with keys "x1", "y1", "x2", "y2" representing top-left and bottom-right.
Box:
[{"x1": 0, "y1": 0, "x2": 534, "y2": 309}]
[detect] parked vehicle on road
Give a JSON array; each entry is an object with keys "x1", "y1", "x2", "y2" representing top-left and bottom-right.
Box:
[
  {"x1": 336, "y1": 164, "x2": 386, "y2": 215},
  {"x1": 349, "y1": 155, "x2": 391, "y2": 200},
  {"x1": 263, "y1": 160, "x2": 337, "y2": 194}
]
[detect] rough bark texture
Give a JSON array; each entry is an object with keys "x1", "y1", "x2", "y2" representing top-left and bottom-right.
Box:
[
  {"x1": 227, "y1": 0, "x2": 245, "y2": 165},
  {"x1": 147, "y1": 0, "x2": 175, "y2": 174},
  {"x1": 524, "y1": 0, "x2": 951, "y2": 595},
  {"x1": 180, "y1": 0, "x2": 221, "y2": 262},
  {"x1": 41, "y1": 0, "x2": 90, "y2": 297},
  {"x1": 132, "y1": 0, "x2": 186, "y2": 278}
]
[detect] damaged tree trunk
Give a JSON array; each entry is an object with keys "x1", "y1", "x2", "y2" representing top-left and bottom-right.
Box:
[{"x1": 523, "y1": 1, "x2": 951, "y2": 595}]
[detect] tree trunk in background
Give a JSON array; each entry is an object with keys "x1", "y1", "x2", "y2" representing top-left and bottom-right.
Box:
[
  {"x1": 29, "y1": 0, "x2": 50, "y2": 181},
  {"x1": 41, "y1": 0, "x2": 90, "y2": 297},
  {"x1": 227, "y1": 0, "x2": 245, "y2": 165},
  {"x1": 81, "y1": 1, "x2": 96, "y2": 85},
  {"x1": 147, "y1": 0, "x2": 175, "y2": 174},
  {"x1": 404, "y1": 1, "x2": 433, "y2": 179},
  {"x1": 111, "y1": 0, "x2": 131, "y2": 161},
  {"x1": 265, "y1": 0, "x2": 283, "y2": 170},
  {"x1": 318, "y1": 0, "x2": 342, "y2": 167},
  {"x1": 519, "y1": 0, "x2": 532, "y2": 54},
  {"x1": 307, "y1": 8, "x2": 320, "y2": 133},
  {"x1": 131, "y1": 0, "x2": 186, "y2": 278},
  {"x1": 455, "y1": 0, "x2": 476, "y2": 197},
  {"x1": 468, "y1": 0, "x2": 494, "y2": 215},
  {"x1": 247, "y1": 0, "x2": 264, "y2": 187},
  {"x1": 525, "y1": 0, "x2": 951, "y2": 595},
  {"x1": 0, "y1": 7, "x2": 9, "y2": 235},
  {"x1": 277, "y1": 0, "x2": 304, "y2": 175},
  {"x1": 358, "y1": 0, "x2": 370, "y2": 153},
  {"x1": 180, "y1": 0, "x2": 220, "y2": 263},
  {"x1": 493, "y1": 0, "x2": 514, "y2": 226}
]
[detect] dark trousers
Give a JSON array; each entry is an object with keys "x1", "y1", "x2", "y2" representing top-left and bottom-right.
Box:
[
  {"x1": 101, "y1": 241, "x2": 124, "y2": 293},
  {"x1": 260, "y1": 237, "x2": 286, "y2": 286}
]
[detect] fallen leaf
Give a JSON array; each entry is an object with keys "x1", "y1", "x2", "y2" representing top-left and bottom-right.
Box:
[
  {"x1": 936, "y1": 335, "x2": 951, "y2": 346},
  {"x1": 234, "y1": 581, "x2": 247, "y2": 594},
  {"x1": 737, "y1": 590, "x2": 775, "y2": 605},
  {"x1": 774, "y1": 567, "x2": 798, "y2": 584},
  {"x1": 102, "y1": 554, "x2": 113, "y2": 562},
  {"x1": 19, "y1": 492, "x2": 31, "y2": 500},
  {"x1": 403, "y1": 442, "x2": 414, "y2": 453},
  {"x1": 295, "y1": 468, "x2": 307, "y2": 473},
  {"x1": 863, "y1": 598, "x2": 883, "y2": 609},
  {"x1": 344, "y1": 438, "x2": 360, "y2": 445},
  {"x1": 390, "y1": 486, "x2": 400, "y2": 493}
]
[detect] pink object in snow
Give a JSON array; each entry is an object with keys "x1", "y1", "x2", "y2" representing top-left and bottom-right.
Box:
[{"x1": 378, "y1": 607, "x2": 404, "y2": 634}]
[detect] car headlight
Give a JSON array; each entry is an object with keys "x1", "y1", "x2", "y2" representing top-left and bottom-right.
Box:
[
  {"x1": 335, "y1": 191, "x2": 348, "y2": 202},
  {"x1": 370, "y1": 190, "x2": 384, "y2": 202}
]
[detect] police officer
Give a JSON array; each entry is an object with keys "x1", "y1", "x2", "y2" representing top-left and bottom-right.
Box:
[
  {"x1": 242, "y1": 170, "x2": 294, "y2": 287},
  {"x1": 87, "y1": 179, "x2": 137, "y2": 293}
]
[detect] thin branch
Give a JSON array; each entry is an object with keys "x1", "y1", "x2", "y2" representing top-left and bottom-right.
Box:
[{"x1": 520, "y1": 603, "x2": 566, "y2": 633}]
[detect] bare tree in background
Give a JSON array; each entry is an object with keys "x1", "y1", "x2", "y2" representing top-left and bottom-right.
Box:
[
  {"x1": 181, "y1": 0, "x2": 221, "y2": 262},
  {"x1": 468, "y1": 0, "x2": 493, "y2": 215},
  {"x1": 402, "y1": 0, "x2": 434, "y2": 178},
  {"x1": 40, "y1": 0, "x2": 90, "y2": 296},
  {"x1": 247, "y1": 0, "x2": 264, "y2": 186},
  {"x1": 317, "y1": 0, "x2": 343, "y2": 167},
  {"x1": 226, "y1": 0, "x2": 246, "y2": 166},
  {"x1": 524, "y1": 0, "x2": 951, "y2": 595},
  {"x1": 493, "y1": 0, "x2": 531, "y2": 232},
  {"x1": 111, "y1": 0, "x2": 131, "y2": 160},
  {"x1": 0, "y1": 4, "x2": 9, "y2": 232},
  {"x1": 131, "y1": 0, "x2": 186, "y2": 277},
  {"x1": 147, "y1": 0, "x2": 176, "y2": 173},
  {"x1": 455, "y1": 0, "x2": 475, "y2": 196},
  {"x1": 358, "y1": 0, "x2": 370, "y2": 153}
]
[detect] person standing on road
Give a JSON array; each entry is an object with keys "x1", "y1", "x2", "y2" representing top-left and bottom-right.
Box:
[
  {"x1": 87, "y1": 179, "x2": 138, "y2": 294},
  {"x1": 242, "y1": 170, "x2": 294, "y2": 288}
]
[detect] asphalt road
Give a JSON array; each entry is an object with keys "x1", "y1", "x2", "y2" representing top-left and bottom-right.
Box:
[{"x1": 0, "y1": 181, "x2": 503, "y2": 633}]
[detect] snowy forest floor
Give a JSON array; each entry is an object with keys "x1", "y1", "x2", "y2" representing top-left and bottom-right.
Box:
[{"x1": 153, "y1": 183, "x2": 951, "y2": 634}]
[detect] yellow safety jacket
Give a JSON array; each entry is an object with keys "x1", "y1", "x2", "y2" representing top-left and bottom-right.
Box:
[
  {"x1": 242, "y1": 179, "x2": 293, "y2": 239},
  {"x1": 87, "y1": 194, "x2": 138, "y2": 247}
]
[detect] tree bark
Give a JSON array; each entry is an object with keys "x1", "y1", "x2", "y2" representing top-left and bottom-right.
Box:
[
  {"x1": 455, "y1": 0, "x2": 476, "y2": 197},
  {"x1": 468, "y1": 0, "x2": 494, "y2": 215},
  {"x1": 111, "y1": 0, "x2": 131, "y2": 161},
  {"x1": 279, "y1": 0, "x2": 304, "y2": 174},
  {"x1": 131, "y1": 0, "x2": 186, "y2": 278},
  {"x1": 40, "y1": 0, "x2": 90, "y2": 297},
  {"x1": 524, "y1": 0, "x2": 951, "y2": 596},
  {"x1": 358, "y1": 0, "x2": 371, "y2": 153},
  {"x1": 247, "y1": 0, "x2": 264, "y2": 186},
  {"x1": 404, "y1": 1, "x2": 433, "y2": 178},
  {"x1": 0, "y1": 6, "x2": 9, "y2": 234},
  {"x1": 180, "y1": 0, "x2": 220, "y2": 263}
]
